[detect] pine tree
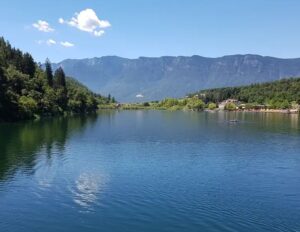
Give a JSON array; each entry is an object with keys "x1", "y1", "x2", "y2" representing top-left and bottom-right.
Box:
[
  {"x1": 22, "y1": 53, "x2": 36, "y2": 78},
  {"x1": 0, "y1": 68, "x2": 4, "y2": 119},
  {"x1": 54, "y1": 67, "x2": 68, "y2": 110},
  {"x1": 0, "y1": 37, "x2": 11, "y2": 67},
  {"x1": 54, "y1": 67, "x2": 66, "y2": 88},
  {"x1": 45, "y1": 58, "x2": 53, "y2": 87},
  {"x1": 0, "y1": 66, "x2": 5, "y2": 93}
]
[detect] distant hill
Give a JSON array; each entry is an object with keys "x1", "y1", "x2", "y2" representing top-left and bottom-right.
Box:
[
  {"x1": 51, "y1": 55, "x2": 300, "y2": 102},
  {"x1": 192, "y1": 78, "x2": 300, "y2": 108}
]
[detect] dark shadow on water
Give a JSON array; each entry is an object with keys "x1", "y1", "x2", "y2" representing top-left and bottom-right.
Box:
[{"x1": 0, "y1": 113, "x2": 101, "y2": 182}]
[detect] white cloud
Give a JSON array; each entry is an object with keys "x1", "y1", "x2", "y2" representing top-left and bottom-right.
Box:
[
  {"x1": 94, "y1": 30, "x2": 105, "y2": 37},
  {"x1": 60, "y1": 41, "x2": 74, "y2": 47},
  {"x1": 60, "y1": 9, "x2": 111, "y2": 37},
  {"x1": 36, "y1": 39, "x2": 74, "y2": 48},
  {"x1": 136, "y1": 94, "x2": 144, "y2": 98},
  {"x1": 58, "y1": 18, "x2": 64, "y2": 24},
  {"x1": 33, "y1": 20, "x2": 54, "y2": 32},
  {"x1": 46, "y1": 39, "x2": 56, "y2": 46}
]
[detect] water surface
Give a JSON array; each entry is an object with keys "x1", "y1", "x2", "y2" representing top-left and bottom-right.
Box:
[{"x1": 0, "y1": 111, "x2": 300, "y2": 232}]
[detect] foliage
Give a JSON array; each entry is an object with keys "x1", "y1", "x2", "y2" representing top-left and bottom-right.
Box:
[
  {"x1": 123, "y1": 97, "x2": 205, "y2": 111},
  {"x1": 124, "y1": 78, "x2": 300, "y2": 111},
  {"x1": 291, "y1": 101, "x2": 300, "y2": 109},
  {"x1": 18, "y1": 96, "x2": 38, "y2": 117},
  {"x1": 185, "y1": 97, "x2": 205, "y2": 111},
  {"x1": 0, "y1": 37, "x2": 109, "y2": 121},
  {"x1": 54, "y1": 67, "x2": 66, "y2": 88},
  {"x1": 159, "y1": 98, "x2": 179, "y2": 108},
  {"x1": 207, "y1": 102, "x2": 217, "y2": 110},
  {"x1": 192, "y1": 78, "x2": 300, "y2": 109},
  {"x1": 224, "y1": 102, "x2": 237, "y2": 111},
  {"x1": 45, "y1": 58, "x2": 53, "y2": 87}
]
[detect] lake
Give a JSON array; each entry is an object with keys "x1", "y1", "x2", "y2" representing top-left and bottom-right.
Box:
[{"x1": 0, "y1": 111, "x2": 300, "y2": 232}]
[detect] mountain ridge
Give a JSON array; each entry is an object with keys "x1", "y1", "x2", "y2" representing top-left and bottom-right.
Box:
[
  {"x1": 55, "y1": 54, "x2": 300, "y2": 61},
  {"x1": 51, "y1": 54, "x2": 300, "y2": 102}
]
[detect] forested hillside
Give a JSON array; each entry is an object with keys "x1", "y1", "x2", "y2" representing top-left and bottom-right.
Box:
[
  {"x1": 0, "y1": 37, "x2": 109, "y2": 121},
  {"x1": 192, "y1": 78, "x2": 300, "y2": 109}
]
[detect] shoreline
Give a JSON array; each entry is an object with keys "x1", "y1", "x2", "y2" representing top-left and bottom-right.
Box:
[
  {"x1": 1, "y1": 108, "x2": 298, "y2": 123},
  {"x1": 227, "y1": 109, "x2": 299, "y2": 114},
  {"x1": 100, "y1": 106, "x2": 300, "y2": 114}
]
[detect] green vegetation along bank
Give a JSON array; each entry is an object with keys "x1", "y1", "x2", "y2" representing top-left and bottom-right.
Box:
[
  {"x1": 119, "y1": 97, "x2": 206, "y2": 111},
  {"x1": 0, "y1": 37, "x2": 113, "y2": 122},
  {"x1": 191, "y1": 78, "x2": 300, "y2": 110},
  {"x1": 120, "y1": 78, "x2": 300, "y2": 112}
]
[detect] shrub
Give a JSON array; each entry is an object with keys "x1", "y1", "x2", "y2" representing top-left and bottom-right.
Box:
[
  {"x1": 208, "y1": 102, "x2": 217, "y2": 110},
  {"x1": 224, "y1": 102, "x2": 237, "y2": 111},
  {"x1": 186, "y1": 97, "x2": 205, "y2": 111}
]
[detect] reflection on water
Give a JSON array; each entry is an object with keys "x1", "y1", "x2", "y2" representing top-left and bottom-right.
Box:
[
  {"x1": 71, "y1": 172, "x2": 108, "y2": 211},
  {"x1": 0, "y1": 114, "x2": 100, "y2": 182},
  {"x1": 0, "y1": 110, "x2": 299, "y2": 232}
]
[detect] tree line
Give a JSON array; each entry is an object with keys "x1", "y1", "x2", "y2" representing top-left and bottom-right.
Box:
[
  {"x1": 189, "y1": 78, "x2": 300, "y2": 109},
  {"x1": 0, "y1": 37, "x2": 111, "y2": 121},
  {"x1": 132, "y1": 78, "x2": 300, "y2": 111},
  {"x1": 121, "y1": 97, "x2": 206, "y2": 111}
]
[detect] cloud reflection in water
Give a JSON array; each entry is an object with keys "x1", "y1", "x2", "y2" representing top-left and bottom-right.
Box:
[{"x1": 71, "y1": 172, "x2": 108, "y2": 211}]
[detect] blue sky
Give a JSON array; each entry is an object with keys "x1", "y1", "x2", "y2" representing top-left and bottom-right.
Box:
[{"x1": 0, "y1": 0, "x2": 300, "y2": 62}]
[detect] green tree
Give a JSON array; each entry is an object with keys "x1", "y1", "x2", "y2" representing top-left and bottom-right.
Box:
[
  {"x1": 18, "y1": 96, "x2": 38, "y2": 117},
  {"x1": 54, "y1": 67, "x2": 66, "y2": 88},
  {"x1": 280, "y1": 100, "x2": 290, "y2": 109},
  {"x1": 45, "y1": 58, "x2": 53, "y2": 87},
  {"x1": 54, "y1": 67, "x2": 68, "y2": 110},
  {"x1": 224, "y1": 102, "x2": 237, "y2": 111},
  {"x1": 22, "y1": 53, "x2": 36, "y2": 78},
  {"x1": 143, "y1": 102, "x2": 150, "y2": 107},
  {"x1": 0, "y1": 66, "x2": 7, "y2": 119},
  {"x1": 208, "y1": 102, "x2": 217, "y2": 110},
  {"x1": 0, "y1": 37, "x2": 118, "y2": 121},
  {"x1": 186, "y1": 97, "x2": 205, "y2": 111},
  {"x1": 194, "y1": 78, "x2": 300, "y2": 109},
  {"x1": 160, "y1": 98, "x2": 179, "y2": 108}
]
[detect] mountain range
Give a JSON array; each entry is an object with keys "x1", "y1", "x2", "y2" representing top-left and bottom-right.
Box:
[{"x1": 51, "y1": 54, "x2": 300, "y2": 102}]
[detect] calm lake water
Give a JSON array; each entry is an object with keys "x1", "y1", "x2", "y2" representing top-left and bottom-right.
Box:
[{"x1": 0, "y1": 111, "x2": 300, "y2": 232}]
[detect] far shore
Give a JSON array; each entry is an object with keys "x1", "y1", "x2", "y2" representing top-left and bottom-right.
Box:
[
  {"x1": 100, "y1": 96, "x2": 300, "y2": 114},
  {"x1": 235, "y1": 109, "x2": 299, "y2": 114},
  {"x1": 99, "y1": 104, "x2": 299, "y2": 114},
  {"x1": 204, "y1": 109, "x2": 299, "y2": 114}
]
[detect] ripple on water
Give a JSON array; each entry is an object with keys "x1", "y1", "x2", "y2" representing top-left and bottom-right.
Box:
[
  {"x1": 0, "y1": 111, "x2": 300, "y2": 232},
  {"x1": 69, "y1": 172, "x2": 108, "y2": 212}
]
